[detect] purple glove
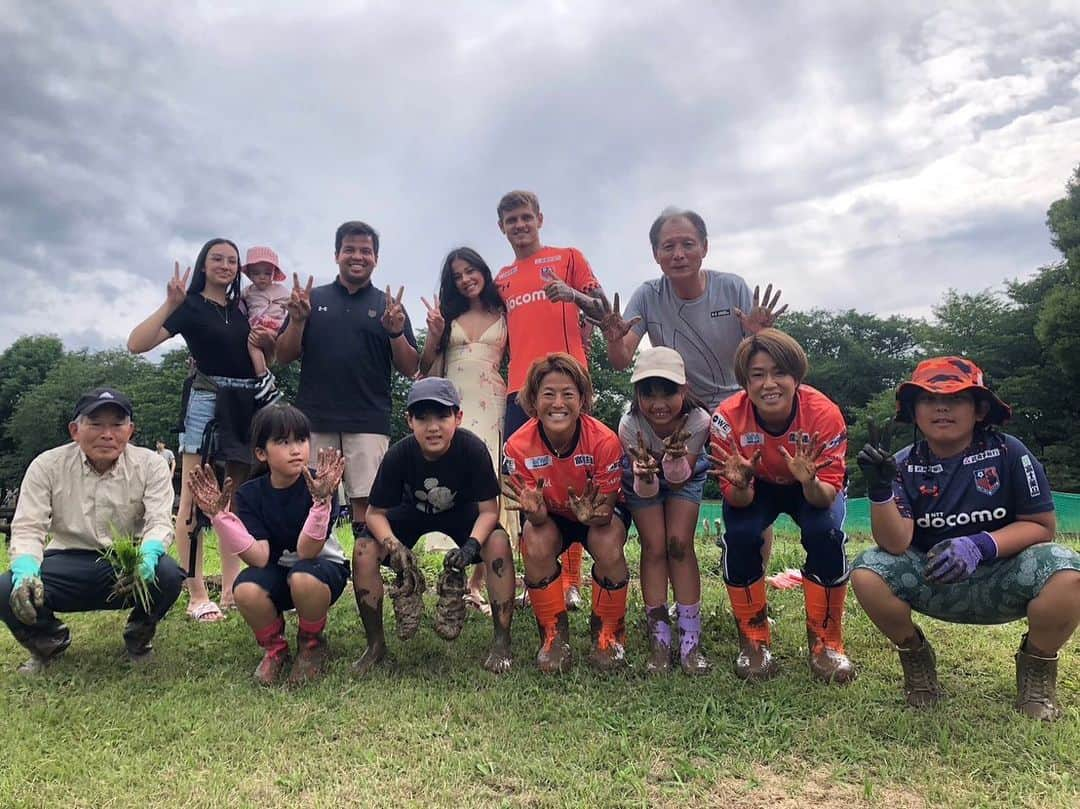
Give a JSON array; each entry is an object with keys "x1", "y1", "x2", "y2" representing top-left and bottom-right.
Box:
[{"x1": 924, "y1": 532, "x2": 997, "y2": 583}]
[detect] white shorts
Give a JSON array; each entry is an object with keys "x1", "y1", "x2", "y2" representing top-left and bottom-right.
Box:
[{"x1": 310, "y1": 432, "x2": 389, "y2": 499}]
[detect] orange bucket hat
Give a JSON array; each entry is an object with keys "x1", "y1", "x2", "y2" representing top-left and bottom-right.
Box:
[
  {"x1": 241, "y1": 246, "x2": 286, "y2": 283},
  {"x1": 895, "y1": 356, "x2": 1010, "y2": 425}
]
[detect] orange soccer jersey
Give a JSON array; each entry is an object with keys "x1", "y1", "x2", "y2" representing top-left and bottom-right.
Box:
[
  {"x1": 709, "y1": 385, "x2": 847, "y2": 498},
  {"x1": 503, "y1": 414, "x2": 623, "y2": 520},
  {"x1": 495, "y1": 246, "x2": 601, "y2": 393}
]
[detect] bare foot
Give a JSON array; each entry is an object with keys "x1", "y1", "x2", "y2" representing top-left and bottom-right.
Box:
[
  {"x1": 351, "y1": 642, "x2": 386, "y2": 677},
  {"x1": 482, "y1": 642, "x2": 513, "y2": 674}
]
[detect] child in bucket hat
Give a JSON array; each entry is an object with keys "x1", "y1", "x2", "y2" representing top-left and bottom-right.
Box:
[
  {"x1": 852, "y1": 356, "x2": 1080, "y2": 720},
  {"x1": 241, "y1": 246, "x2": 289, "y2": 405}
]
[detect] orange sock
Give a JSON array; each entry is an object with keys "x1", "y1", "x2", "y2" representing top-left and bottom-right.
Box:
[
  {"x1": 803, "y1": 579, "x2": 847, "y2": 652},
  {"x1": 591, "y1": 579, "x2": 628, "y2": 648},
  {"x1": 726, "y1": 579, "x2": 770, "y2": 645},
  {"x1": 528, "y1": 574, "x2": 566, "y2": 646},
  {"x1": 561, "y1": 543, "x2": 583, "y2": 589}
]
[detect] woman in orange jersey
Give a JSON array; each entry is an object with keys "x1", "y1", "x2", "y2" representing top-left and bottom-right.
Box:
[
  {"x1": 502, "y1": 353, "x2": 630, "y2": 673},
  {"x1": 709, "y1": 329, "x2": 855, "y2": 684}
]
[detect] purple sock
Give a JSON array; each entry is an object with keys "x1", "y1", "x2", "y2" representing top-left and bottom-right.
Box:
[
  {"x1": 676, "y1": 602, "x2": 701, "y2": 659},
  {"x1": 647, "y1": 603, "x2": 671, "y2": 647}
]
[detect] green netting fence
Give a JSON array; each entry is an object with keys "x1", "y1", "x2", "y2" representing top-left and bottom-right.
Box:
[{"x1": 692, "y1": 492, "x2": 1080, "y2": 537}]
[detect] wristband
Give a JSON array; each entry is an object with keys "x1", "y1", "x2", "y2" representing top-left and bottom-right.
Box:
[
  {"x1": 386, "y1": 330, "x2": 404, "y2": 339},
  {"x1": 211, "y1": 512, "x2": 257, "y2": 555},
  {"x1": 868, "y1": 489, "x2": 894, "y2": 505},
  {"x1": 661, "y1": 453, "x2": 692, "y2": 485},
  {"x1": 970, "y1": 531, "x2": 998, "y2": 562},
  {"x1": 10, "y1": 554, "x2": 41, "y2": 589},
  {"x1": 302, "y1": 499, "x2": 332, "y2": 541}
]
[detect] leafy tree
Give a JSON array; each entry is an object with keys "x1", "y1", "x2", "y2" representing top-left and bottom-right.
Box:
[{"x1": 0, "y1": 335, "x2": 64, "y2": 490}]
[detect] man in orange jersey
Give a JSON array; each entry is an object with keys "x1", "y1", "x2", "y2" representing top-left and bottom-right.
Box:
[{"x1": 495, "y1": 190, "x2": 609, "y2": 610}]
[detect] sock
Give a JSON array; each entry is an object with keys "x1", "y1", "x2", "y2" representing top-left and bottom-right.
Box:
[
  {"x1": 254, "y1": 616, "x2": 288, "y2": 657},
  {"x1": 676, "y1": 601, "x2": 702, "y2": 659},
  {"x1": 803, "y1": 579, "x2": 847, "y2": 653},
  {"x1": 527, "y1": 574, "x2": 566, "y2": 647},
  {"x1": 561, "y1": 543, "x2": 583, "y2": 589},
  {"x1": 647, "y1": 603, "x2": 671, "y2": 647},
  {"x1": 298, "y1": 615, "x2": 327, "y2": 636},
  {"x1": 591, "y1": 575, "x2": 628, "y2": 648},
  {"x1": 726, "y1": 579, "x2": 771, "y2": 645}
]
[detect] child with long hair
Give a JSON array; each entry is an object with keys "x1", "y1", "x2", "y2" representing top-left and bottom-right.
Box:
[
  {"x1": 188, "y1": 404, "x2": 349, "y2": 686},
  {"x1": 620, "y1": 347, "x2": 712, "y2": 674}
]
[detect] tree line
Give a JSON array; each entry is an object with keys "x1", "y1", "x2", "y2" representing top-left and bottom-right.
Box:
[{"x1": 2, "y1": 166, "x2": 1078, "y2": 498}]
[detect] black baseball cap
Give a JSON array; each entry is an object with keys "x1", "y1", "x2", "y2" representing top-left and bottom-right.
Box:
[
  {"x1": 406, "y1": 377, "x2": 461, "y2": 409},
  {"x1": 72, "y1": 388, "x2": 134, "y2": 420}
]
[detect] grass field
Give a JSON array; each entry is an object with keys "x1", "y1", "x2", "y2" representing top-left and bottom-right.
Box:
[{"x1": 0, "y1": 530, "x2": 1077, "y2": 809}]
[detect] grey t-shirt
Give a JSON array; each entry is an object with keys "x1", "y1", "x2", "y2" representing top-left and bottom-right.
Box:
[
  {"x1": 623, "y1": 270, "x2": 752, "y2": 411},
  {"x1": 157, "y1": 448, "x2": 175, "y2": 467},
  {"x1": 618, "y1": 407, "x2": 711, "y2": 465}
]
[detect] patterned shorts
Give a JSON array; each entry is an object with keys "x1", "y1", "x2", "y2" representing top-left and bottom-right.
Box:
[{"x1": 852, "y1": 542, "x2": 1080, "y2": 625}]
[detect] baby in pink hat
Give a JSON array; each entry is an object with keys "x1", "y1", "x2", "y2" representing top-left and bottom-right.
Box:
[{"x1": 242, "y1": 246, "x2": 289, "y2": 405}]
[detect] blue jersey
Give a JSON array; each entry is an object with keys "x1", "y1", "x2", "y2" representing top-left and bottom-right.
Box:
[{"x1": 892, "y1": 431, "x2": 1054, "y2": 552}]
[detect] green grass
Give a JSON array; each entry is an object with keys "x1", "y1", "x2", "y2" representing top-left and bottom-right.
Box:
[{"x1": 0, "y1": 532, "x2": 1077, "y2": 808}]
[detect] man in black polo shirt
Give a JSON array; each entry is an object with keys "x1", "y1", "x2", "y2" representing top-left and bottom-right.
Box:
[{"x1": 277, "y1": 221, "x2": 419, "y2": 536}]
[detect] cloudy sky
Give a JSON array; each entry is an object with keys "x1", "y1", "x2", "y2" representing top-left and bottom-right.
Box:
[{"x1": 3, "y1": 0, "x2": 1079, "y2": 354}]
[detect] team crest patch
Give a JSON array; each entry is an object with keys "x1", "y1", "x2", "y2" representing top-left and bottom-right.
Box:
[
  {"x1": 973, "y1": 466, "x2": 1000, "y2": 496},
  {"x1": 368, "y1": 309, "x2": 377, "y2": 318},
  {"x1": 572, "y1": 454, "x2": 594, "y2": 467},
  {"x1": 710, "y1": 412, "x2": 732, "y2": 438},
  {"x1": 525, "y1": 454, "x2": 552, "y2": 470}
]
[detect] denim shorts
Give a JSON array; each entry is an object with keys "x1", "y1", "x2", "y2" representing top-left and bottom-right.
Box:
[
  {"x1": 179, "y1": 375, "x2": 259, "y2": 454},
  {"x1": 852, "y1": 542, "x2": 1080, "y2": 624},
  {"x1": 621, "y1": 454, "x2": 709, "y2": 511}
]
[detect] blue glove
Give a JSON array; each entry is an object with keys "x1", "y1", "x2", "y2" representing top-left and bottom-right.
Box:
[
  {"x1": 138, "y1": 540, "x2": 167, "y2": 582},
  {"x1": 925, "y1": 532, "x2": 997, "y2": 584},
  {"x1": 10, "y1": 554, "x2": 41, "y2": 588}
]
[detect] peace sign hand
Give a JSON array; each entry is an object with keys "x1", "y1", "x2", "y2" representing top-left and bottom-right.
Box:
[
  {"x1": 735, "y1": 283, "x2": 788, "y2": 334},
  {"x1": 627, "y1": 431, "x2": 658, "y2": 483},
  {"x1": 597, "y1": 292, "x2": 642, "y2": 342},
  {"x1": 778, "y1": 432, "x2": 834, "y2": 485},
  {"x1": 166, "y1": 261, "x2": 191, "y2": 311},
  {"x1": 382, "y1": 285, "x2": 406, "y2": 334},
  {"x1": 707, "y1": 441, "x2": 762, "y2": 489},
  {"x1": 858, "y1": 418, "x2": 898, "y2": 501},
  {"x1": 188, "y1": 464, "x2": 235, "y2": 518},
  {"x1": 421, "y1": 295, "x2": 445, "y2": 343},
  {"x1": 502, "y1": 475, "x2": 548, "y2": 520},
  {"x1": 285, "y1": 273, "x2": 314, "y2": 323},
  {"x1": 661, "y1": 415, "x2": 692, "y2": 459},
  {"x1": 302, "y1": 447, "x2": 346, "y2": 503},
  {"x1": 567, "y1": 476, "x2": 611, "y2": 524}
]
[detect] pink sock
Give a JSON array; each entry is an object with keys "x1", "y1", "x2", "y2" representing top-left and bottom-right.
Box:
[
  {"x1": 254, "y1": 616, "x2": 288, "y2": 656},
  {"x1": 298, "y1": 615, "x2": 327, "y2": 636}
]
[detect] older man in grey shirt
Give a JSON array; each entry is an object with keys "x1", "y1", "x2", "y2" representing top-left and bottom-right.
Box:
[
  {"x1": 0, "y1": 388, "x2": 184, "y2": 674},
  {"x1": 603, "y1": 208, "x2": 785, "y2": 411}
]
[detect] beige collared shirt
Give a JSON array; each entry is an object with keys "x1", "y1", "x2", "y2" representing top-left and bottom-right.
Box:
[{"x1": 10, "y1": 442, "x2": 174, "y2": 563}]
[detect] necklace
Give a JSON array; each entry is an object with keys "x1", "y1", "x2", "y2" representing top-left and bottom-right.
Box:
[{"x1": 202, "y1": 295, "x2": 230, "y2": 325}]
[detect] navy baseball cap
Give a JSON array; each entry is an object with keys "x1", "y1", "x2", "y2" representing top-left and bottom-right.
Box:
[
  {"x1": 73, "y1": 388, "x2": 134, "y2": 420},
  {"x1": 406, "y1": 377, "x2": 461, "y2": 409}
]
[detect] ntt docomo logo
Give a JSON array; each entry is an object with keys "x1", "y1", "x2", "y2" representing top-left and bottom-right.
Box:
[
  {"x1": 916, "y1": 507, "x2": 1007, "y2": 528},
  {"x1": 505, "y1": 290, "x2": 548, "y2": 311}
]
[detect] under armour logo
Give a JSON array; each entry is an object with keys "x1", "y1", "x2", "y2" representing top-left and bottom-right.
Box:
[{"x1": 317, "y1": 305, "x2": 329, "y2": 312}]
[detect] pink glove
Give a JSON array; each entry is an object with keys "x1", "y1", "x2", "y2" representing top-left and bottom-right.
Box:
[
  {"x1": 632, "y1": 462, "x2": 660, "y2": 498},
  {"x1": 302, "y1": 500, "x2": 332, "y2": 542},
  {"x1": 212, "y1": 512, "x2": 256, "y2": 555},
  {"x1": 661, "y1": 453, "x2": 692, "y2": 485}
]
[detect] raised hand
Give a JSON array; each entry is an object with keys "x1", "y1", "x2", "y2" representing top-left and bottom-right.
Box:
[
  {"x1": 707, "y1": 441, "x2": 762, "y2": 489},
  {"x1": 661, "y1": 415, "x2": 692, "y2": 459},
  {"x1": 502, "y1": 475, "x2": 548, "y2": 520},
  {"x1": 567, "y1": 476, "x2": 611, "y2": 524},
  {"x1": 166, "y1": 261, "x2": 191, "y2": 311},
  {"x1": 778, "y1": 432, "x2": 834, "y2": 485},
  {"x1": 627, "y1": 431, "x2": 659, "y2": 483},
  {"x1": 382, "y1": 285, "x2": 406, "y2": 334},
  {"x1": 188, "y1": 464, "x2": 235, "y2": 518},
  {"x1": 857, "y1": 418, "x2": 898, "y2": 501},
  {"x1": 421, "y1": 295, "x2": 445, "y2": 343},
  {"x1": 302, "y1": 447, "x2": 345, "y2": 503},
  {"x1": 597, "y1": 292, "x2": 642, "y2": 342},
  {"x1": 540, "y1": 266, "x2": 576, "y2": 304},
  {"x1": 734, "y1": 283, "x2": 788, "y2": 333},
  {"x1": 285, "y1": 273, "x2": 314, "y2": 323}
]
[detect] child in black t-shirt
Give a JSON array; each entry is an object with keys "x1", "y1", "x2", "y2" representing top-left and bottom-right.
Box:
[
  {"x1": 189, "y1": 404, "x2": 348, "y2": 687},
  {"x1": 353, "y1": 377, "x2": 516, "y2": 675},
  {"x1": 852, "y1": 357, "x2": 1080, "y2": 720}
]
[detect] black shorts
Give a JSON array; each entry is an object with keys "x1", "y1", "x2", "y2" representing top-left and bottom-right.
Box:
[
  {"x1": 368, "y1": 504, "x2": 503, "y2": 562},
  {"x1": 234, "y1": 558, "x2": 350, "y2": 614},
  {"x1": 547, "y1": 505, "x2": 632, "y2": 554}
]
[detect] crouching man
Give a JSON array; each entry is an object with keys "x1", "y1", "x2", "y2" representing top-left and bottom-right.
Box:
[{"x1": 0, "y1": 388, "x2": 184, "y2": 674}]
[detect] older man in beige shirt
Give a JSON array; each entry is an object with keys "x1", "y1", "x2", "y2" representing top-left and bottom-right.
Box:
[{"x1": 1, "y1": 388, "x2": 184, "y2": 674}]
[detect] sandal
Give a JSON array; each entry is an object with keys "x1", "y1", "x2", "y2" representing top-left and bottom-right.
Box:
[
  {"x1": 187, "y1": 601, "x2": 226, "y2": 623},
  {"x1": 464, "y1": 591, "x2": 492, "y2": 616}
]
